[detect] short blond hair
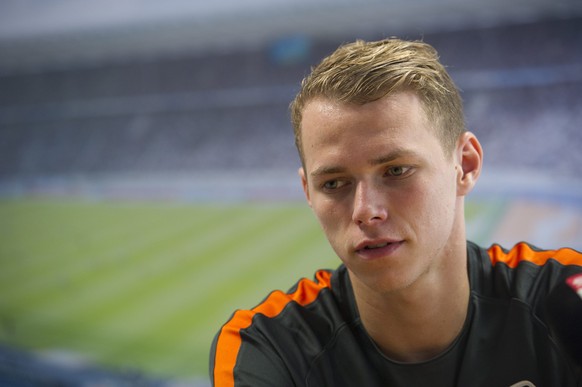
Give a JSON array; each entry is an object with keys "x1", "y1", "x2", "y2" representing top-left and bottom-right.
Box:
[{"x1": 290, "y1": 38, "x2": 465, "y2": 165}]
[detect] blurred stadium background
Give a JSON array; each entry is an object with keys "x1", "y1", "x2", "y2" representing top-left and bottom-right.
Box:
[{"x1": 1, "y1": 0, "x2": 582, "y2": 385}]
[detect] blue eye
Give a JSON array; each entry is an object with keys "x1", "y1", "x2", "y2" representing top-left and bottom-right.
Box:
[
  {"x1": 389, "y1": 166, "x2": 404, "y2": 176},
  {"x1": 322, "y1": 179, "x2": 350, "y2": 191},
  {"x1": 323, "y1": 180, "x2": 339, "y2": 190},
  {"x1": 386, "y1": 166, "x2": 412, "y2": 177}
]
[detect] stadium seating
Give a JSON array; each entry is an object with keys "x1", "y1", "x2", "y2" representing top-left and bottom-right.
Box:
[{"x1": 0, "y1": 18, "x2": 581, "y2": 187}]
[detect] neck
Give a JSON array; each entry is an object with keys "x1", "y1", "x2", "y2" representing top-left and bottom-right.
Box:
[{"x1": 351, "y1": 239, "x2": 470, "y2": 363}]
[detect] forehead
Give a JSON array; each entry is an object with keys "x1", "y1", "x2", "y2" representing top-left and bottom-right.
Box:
[
  {"x1": 300, "y1": 93, "x2": 442, "y2": 170},
  {"x1": 301, "y1": 92, "x2": 428, "y2": 136}
]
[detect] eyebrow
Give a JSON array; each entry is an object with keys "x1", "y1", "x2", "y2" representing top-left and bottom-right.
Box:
[
  {"x1": 309, "y1": 148, "x2": 419, "y2": 178},
  {"x1": 370, "y1": 148, "x2": 418, "y2": 165}
]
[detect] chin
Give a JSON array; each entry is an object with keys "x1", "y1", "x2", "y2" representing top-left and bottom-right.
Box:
[{"x1": 350, "y1": 265, "x2": 418, "y2": 294}]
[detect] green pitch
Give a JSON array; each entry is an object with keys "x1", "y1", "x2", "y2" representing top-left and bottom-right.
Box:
[{"x1": 0, "y1": 197, "x2": 502, "y2": 380}]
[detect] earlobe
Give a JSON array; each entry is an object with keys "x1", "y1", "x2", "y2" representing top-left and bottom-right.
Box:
[
  {"x1": 456, "y1": 132, "x2": 483, "y2": 196},
  {"x1": 299, "y1": 167, "x2": 312, "y2": 206}
]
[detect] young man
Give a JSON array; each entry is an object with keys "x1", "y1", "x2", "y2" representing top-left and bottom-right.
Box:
[{"x1": 210, "y1": 38, "x2": 582, "y2": 386}]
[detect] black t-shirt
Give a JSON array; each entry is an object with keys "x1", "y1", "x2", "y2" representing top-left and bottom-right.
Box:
[{"x1": 210, "y1": 242, "x2": 582, "y2": 386}]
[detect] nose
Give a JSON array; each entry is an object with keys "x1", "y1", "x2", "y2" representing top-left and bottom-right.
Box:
[{"x1": 352, "y1": 181, "x2": 388, "y2": 226}]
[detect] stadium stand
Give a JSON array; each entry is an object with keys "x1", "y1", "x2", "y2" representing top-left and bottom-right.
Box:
[
  {"x1": 1, "y1": 17, "x2": 581, "y2": 186},
  {"x1": 0, "y1": 344, "x2": 207, "y2": 386}
]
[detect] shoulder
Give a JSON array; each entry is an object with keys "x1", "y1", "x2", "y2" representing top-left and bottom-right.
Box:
[
  {"x1": 468, "y1": 240, "x2": 582, "y2": 302},
  {"x1": 466, "y1": 242, "x2": 582, "y2": 379},
  {"x1": 486, "y1": 242, "x2": 582, "y2": 269},
  {"x1": 210, "y1": 267, "x2": 349, "y2": 386},
  {"x1": 217, "y1": 268, "x2": 335, "y2": 335}
]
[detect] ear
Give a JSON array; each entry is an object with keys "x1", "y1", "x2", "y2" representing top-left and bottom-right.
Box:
[
  {"x1": 455, "y1": 132, "x2": 483, "y2": 197},
  {"x1": 298, "y1": 167, "x2": 312, "y2": 206}
]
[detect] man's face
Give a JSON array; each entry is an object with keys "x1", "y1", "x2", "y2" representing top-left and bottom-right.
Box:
[{"x1": 300, "y1": 92, "x2": 469, "y2": 294}]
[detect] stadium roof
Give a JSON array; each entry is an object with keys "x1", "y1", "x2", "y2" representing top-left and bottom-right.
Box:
[{"x1": 0, "y1": 0, "x2": 581, "y2": 70}]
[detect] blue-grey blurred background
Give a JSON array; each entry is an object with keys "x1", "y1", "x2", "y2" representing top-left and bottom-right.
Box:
[
  {"x1": 1, "y1": 0, "x2": 582, "y2": 385},
  {"x1": 2, "y1": 1, "x2": 582, "y2": 203}
]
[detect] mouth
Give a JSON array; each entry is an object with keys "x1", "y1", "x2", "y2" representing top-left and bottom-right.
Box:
[
  {"x1": 355, "y1": 239, "x2": 403, "y2": 260},
  {"x1": 363, "y1": 242, "x2": 390, "y2": 250}
]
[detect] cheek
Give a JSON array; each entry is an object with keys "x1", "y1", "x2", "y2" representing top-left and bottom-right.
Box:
[
  {"x1": 418, "y1": 175, "x2": 458, "y2": 235},
  {"x1": 402, "y1": 176, "x2": 456, "y2": 231},
  {"x1": 314, "y1": 199, "x2": 340, "y2": 232},
  {"x1": 312, "y1": 198, "x2": 347, "y2": 245}
]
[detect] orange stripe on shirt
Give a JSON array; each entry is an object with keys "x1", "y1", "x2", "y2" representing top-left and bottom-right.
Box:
[
  {"x1": 212, "y1": 269, "x2": 333, "y2": 387},
  {"x1": 487, "y1": 242, "x2": 582, "y2": 269}
]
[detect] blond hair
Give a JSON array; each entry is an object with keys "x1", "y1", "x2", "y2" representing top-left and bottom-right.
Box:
[{"x1": 290, "y1": 38, "x2": 465, "y2": 165}]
